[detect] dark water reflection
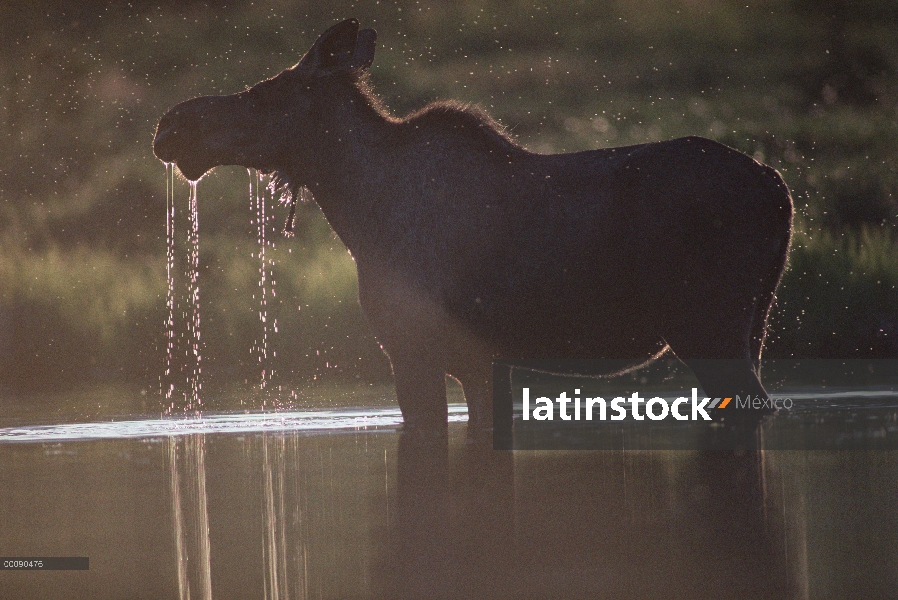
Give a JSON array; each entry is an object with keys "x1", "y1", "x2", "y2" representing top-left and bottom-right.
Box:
[{"x1": 2, "y1": 417, "x2": 897, "y2": 598}]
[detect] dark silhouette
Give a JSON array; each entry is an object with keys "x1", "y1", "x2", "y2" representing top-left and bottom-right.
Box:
[{"x1": 154, "y1": 18, "x2": 793, "y2": 434}]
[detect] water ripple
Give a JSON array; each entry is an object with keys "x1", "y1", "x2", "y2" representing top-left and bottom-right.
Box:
[{"x1": 0, "y1": 404, "x2": 470, "y2": 444}]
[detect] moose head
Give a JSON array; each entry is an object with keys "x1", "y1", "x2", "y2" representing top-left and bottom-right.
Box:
[{"x1": 153, "y1": 18, "x2": 377, "y2": 184}]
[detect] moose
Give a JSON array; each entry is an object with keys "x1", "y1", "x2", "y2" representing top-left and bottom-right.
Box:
[{"x1": 154, "y1": 18, "x2": 793, "y2": 435}]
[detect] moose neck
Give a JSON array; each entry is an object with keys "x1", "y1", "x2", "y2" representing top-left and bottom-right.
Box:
[{"x1": 293, "y1": 79, "x2": 397, "y2": 261}]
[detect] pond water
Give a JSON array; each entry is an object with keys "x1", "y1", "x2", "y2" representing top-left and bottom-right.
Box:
[{"x1": 1, "y1": 386, "x2": 897, "y2": 599}]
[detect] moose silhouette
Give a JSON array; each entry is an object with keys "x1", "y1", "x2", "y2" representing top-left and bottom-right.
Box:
[{"x1": 154, "y1": 18, "x2": 793, "y2": 434}]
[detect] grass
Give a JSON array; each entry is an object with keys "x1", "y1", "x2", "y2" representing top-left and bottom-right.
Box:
[{"x1": 768, "y1": 223, "x2": 898, "y2": 358}]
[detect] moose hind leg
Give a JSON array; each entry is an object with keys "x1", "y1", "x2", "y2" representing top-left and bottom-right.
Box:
[
  {"x1": 683, "y1": 359, "x2": 767, "y2": 403},
  {"x1": 665, "y1": 306, "x2": 774, "y2": 443},
  {"x1": 455, "y1": 365, "x2": 494, "y2": 441},
  {"x1": 664, "y1": 315, "x2": 769, "y2": 405}
]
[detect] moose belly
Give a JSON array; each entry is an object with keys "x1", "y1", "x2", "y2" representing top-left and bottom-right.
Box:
[
  {"x1": 440, "y1": 282, "x2": 666, "y2": 362},
  {"x1": 356, "y1": 260, "x2": 665, "y2": 364}
]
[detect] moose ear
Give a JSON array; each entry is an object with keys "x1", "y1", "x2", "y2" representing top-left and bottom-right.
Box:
[
  {"x1": 299, "y1": 18, "x2": 361, "y2": 74},
  {"x1": 349, "y1": 28, "x2": 377, "y2": 72}
]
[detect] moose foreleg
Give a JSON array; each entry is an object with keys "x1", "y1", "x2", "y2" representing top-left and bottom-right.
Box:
[{"x1": 390, "y1": 350, "x2": 449, "y2": 435}]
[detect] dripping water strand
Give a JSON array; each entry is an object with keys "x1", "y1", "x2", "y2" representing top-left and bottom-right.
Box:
[
  {"x1": 269, "y1": 182, "x2": 278, "y2": 389},
  {"x1": 251, "y1": 170, "x2": 280, "y2": 407},
  {"x1": 267, "y1": 180, "x2": 280, "y2": 403},
  {"x1": 187, "y1": 181, "x2": 202, "y2": 412},
  {"x1": 256, "y1": 170, "x2": 269, "y2": 392},
  {"x1": 284, "y1": 185, "x2": 298, "y2": 237},
  {"x1": 162, "y1": 168, "x2": 203, "y2": 414},
  {"x1": 249, "y1": 170, "x2": 267, "y2": 397},
  {"x1": 165, "y1": 163, "x2": 176, "y2": 405}
]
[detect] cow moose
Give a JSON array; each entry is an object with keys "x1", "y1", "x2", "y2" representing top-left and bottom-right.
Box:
[{"x1": 153, "y1": 18, "x2": 793, "y2": 435}]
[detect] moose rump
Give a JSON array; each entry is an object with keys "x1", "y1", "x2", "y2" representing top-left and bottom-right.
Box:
[{"x1": 153, "y1": 18, "x2": 793, "y2": 433}]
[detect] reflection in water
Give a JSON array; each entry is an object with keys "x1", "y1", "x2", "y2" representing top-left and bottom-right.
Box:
[
  {"x1": 4, "y1": 418, "x2": 898, "y2": 598},
  {"x1": 764, "y1": 451, "x2": 810, "y2": 598},
  {"x1": 168, "y1": 434, "x2": 213, "y2": 600},
  {"x1": 674, "y1": 449, "x2": 797, "y2": 599},
  {"x1": 393, "y1": 430, "x2": 449, "y2": 596},
  {"x1": 261, "y1": 433, "x2": 309, "y2": 600},
  {"x1": 387, "y1": 429, "x2": 800, "y2": 599}
]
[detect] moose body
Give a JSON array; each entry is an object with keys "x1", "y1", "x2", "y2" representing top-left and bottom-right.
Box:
[{"x1": 154, "y1": 19, "x2": 793, "y2": 433}]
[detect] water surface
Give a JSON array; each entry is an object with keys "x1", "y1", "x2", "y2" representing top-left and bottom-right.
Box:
[{"x1": 1, "y1": 386, "x2": 897, "y2": 599}]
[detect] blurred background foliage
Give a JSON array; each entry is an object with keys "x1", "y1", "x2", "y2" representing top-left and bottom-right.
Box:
[{"x1": 1, "y1": 0, "x2": 896, "y2": 406}]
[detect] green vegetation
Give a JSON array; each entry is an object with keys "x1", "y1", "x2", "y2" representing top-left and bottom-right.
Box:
[{"x1": 1, "y1": 0, "x2": 896, "y2": 398}]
